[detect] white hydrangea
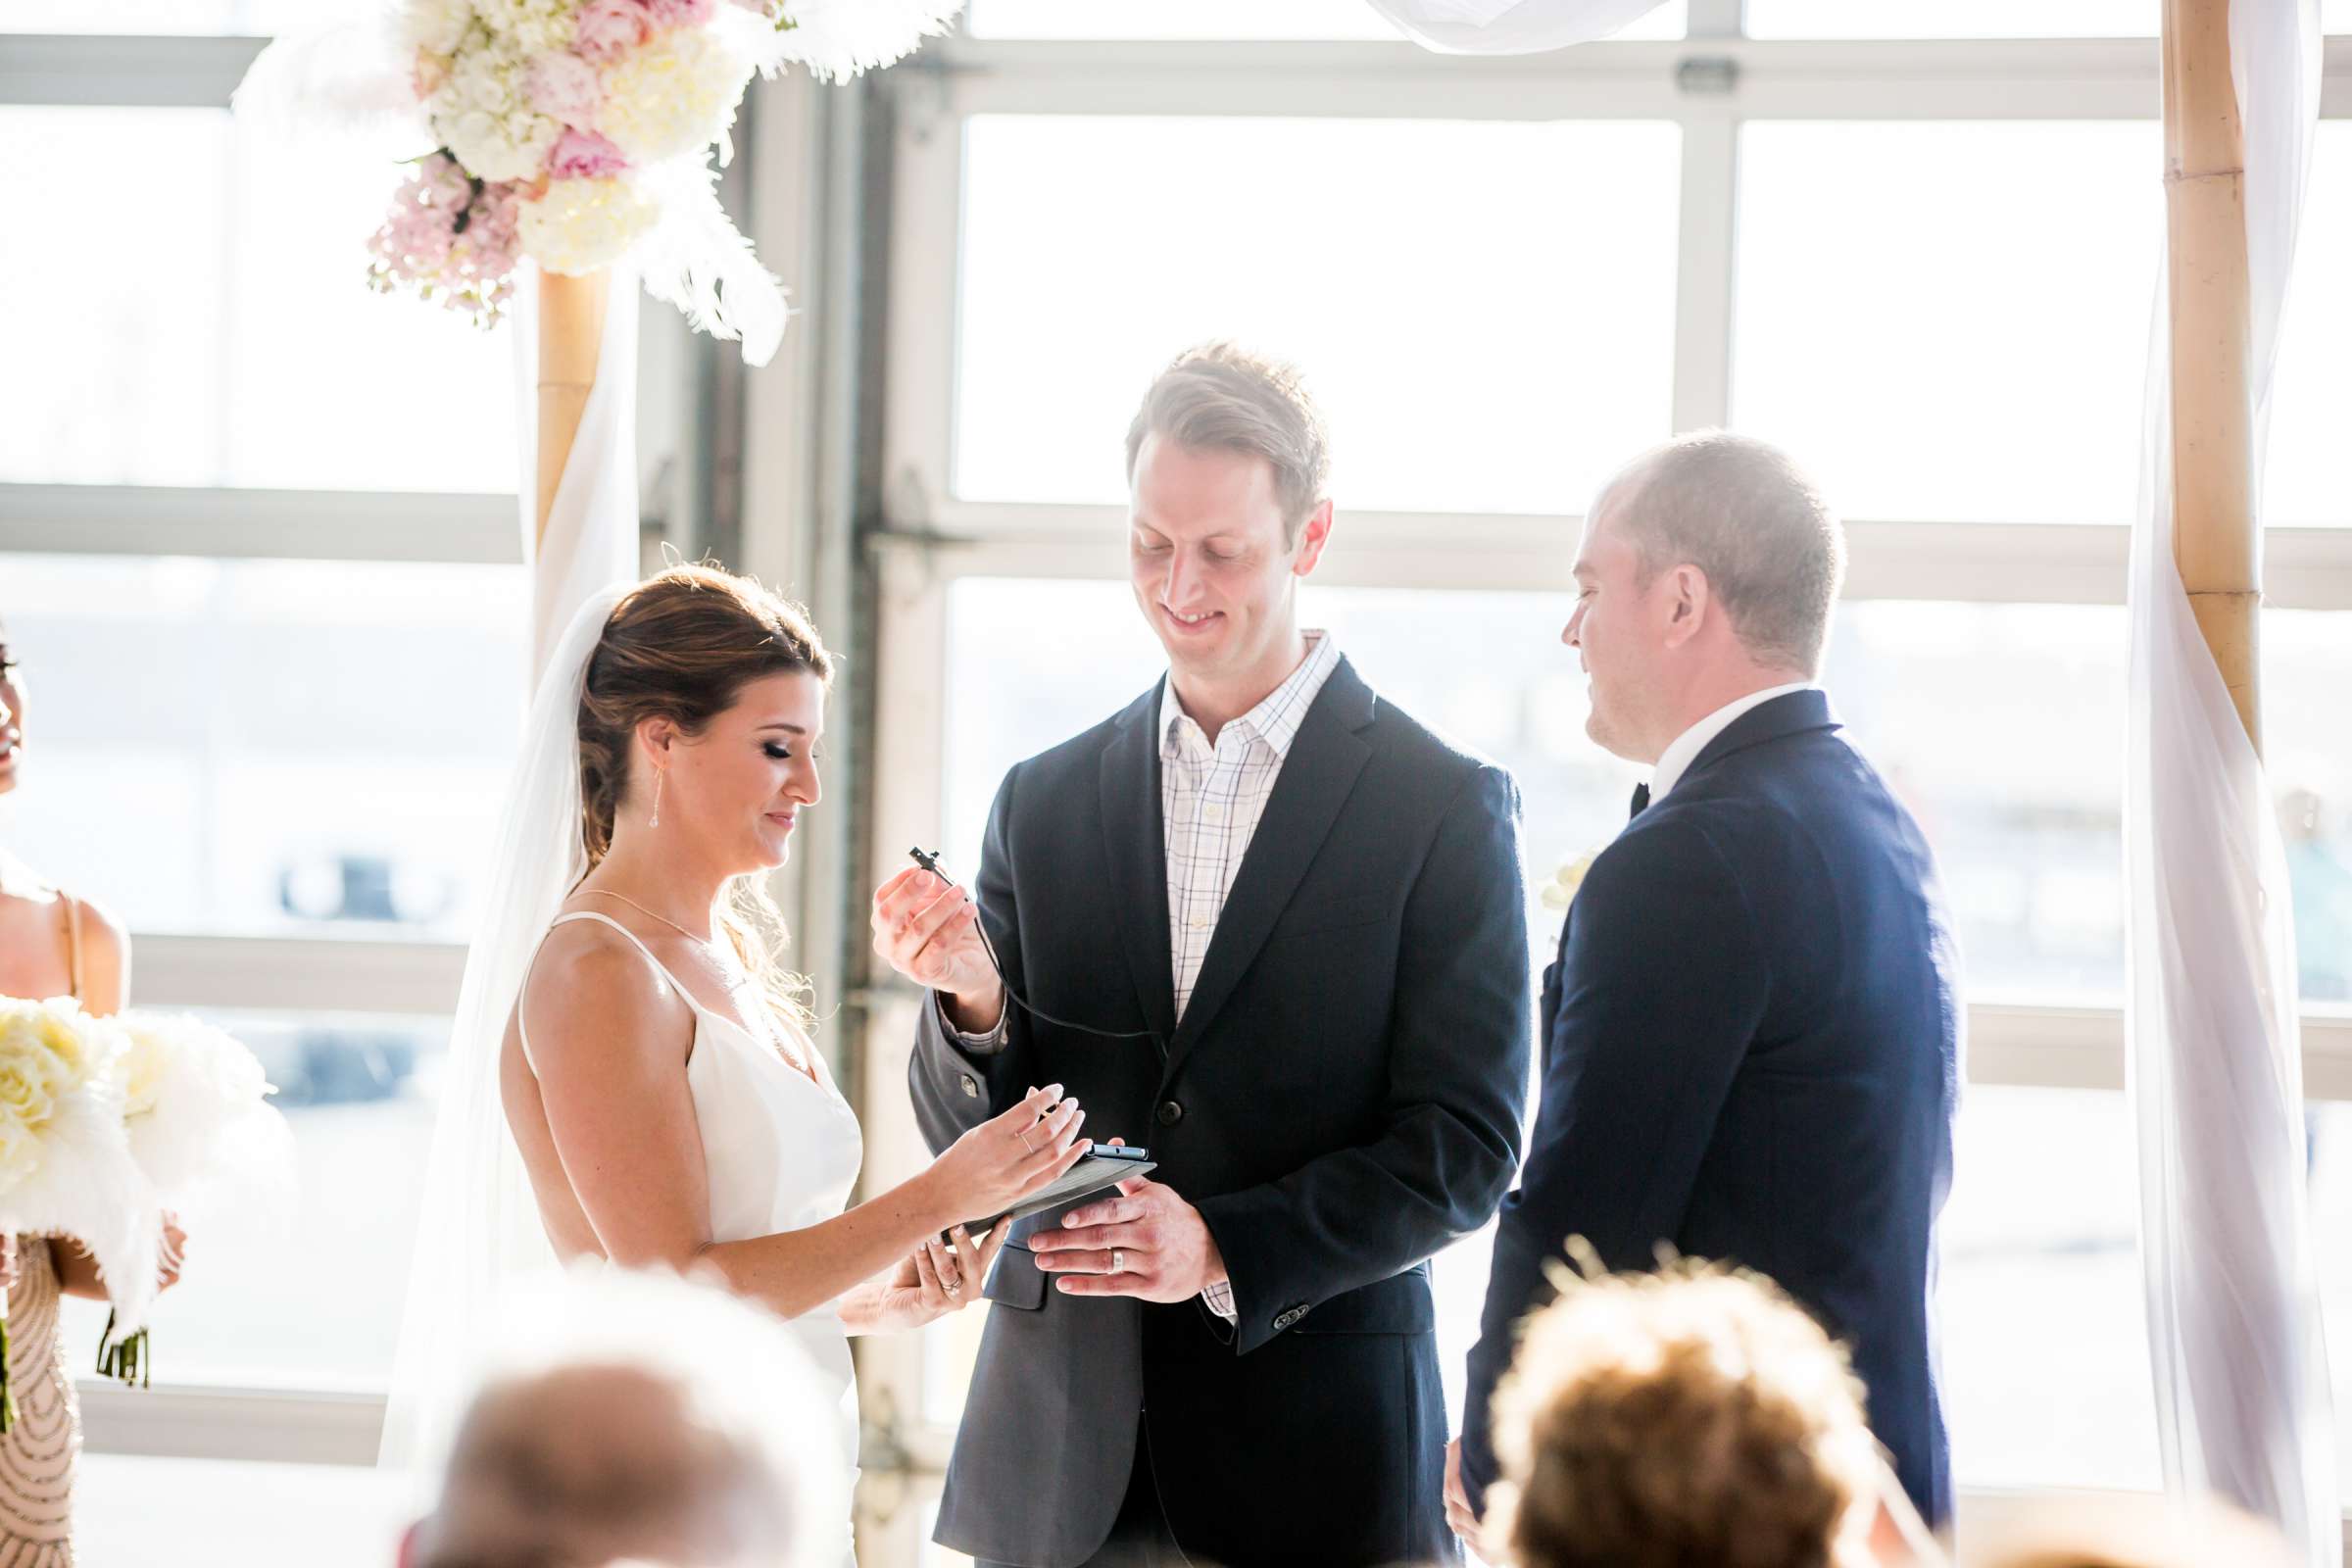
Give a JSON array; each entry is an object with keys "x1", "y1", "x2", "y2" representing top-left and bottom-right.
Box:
[
  {"x1": 519, "y1": 176, "x2": 661, "y2": 274},
  {"x1": 599, "y1": 26, "x2": 754, "y2": 166},
  {"x1": 430, "y1": 32, "x2": 563, "y2": 182},
  {"x1": 402, "y1": 0, "x2": 476, "y2": 58},
  {"x1": 473, "y1": 0, "x2": 575, "y2": 56}
]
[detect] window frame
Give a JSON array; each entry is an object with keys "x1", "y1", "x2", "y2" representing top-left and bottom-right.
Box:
[
  {"x1": 852, "y1": 12, "x2": 2352, "y2": 1555},
  {"x1": 11, "y1": 11, "x2": 2352, "y2": 1561}
]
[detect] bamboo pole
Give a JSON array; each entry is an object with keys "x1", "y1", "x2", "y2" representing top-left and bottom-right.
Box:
[
  {"x1": 2162, "y1": 0, "x2": 2262, "y2": 754},
  {"x1": 534, "y1": 269, "x2": 611, "y2": 551}
]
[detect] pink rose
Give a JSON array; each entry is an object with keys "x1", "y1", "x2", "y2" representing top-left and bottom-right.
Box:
[
  {"x1": 642, "y1": 0, "x2": 716, "y2": 24},
  {"x1": 525, "y1": 49, "x2": 602, "y2": 128},
  {"x1": 571, "y1": 0, "x2": 647, "y2": 62},
  {"x1": 546, "y1": 127, "x2": 630, "y2": 181},
  {"x1": 412, "y1": 46, "x2": 450, "y2": 100}
]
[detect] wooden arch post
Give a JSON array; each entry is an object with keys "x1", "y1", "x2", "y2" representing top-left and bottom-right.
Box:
[
  {"x1": 2163, "y1": 0, "x2": 2261, "y2": 752},
  {"x1": 534, "y1": 269, "x2": 612, "y2": 550}
]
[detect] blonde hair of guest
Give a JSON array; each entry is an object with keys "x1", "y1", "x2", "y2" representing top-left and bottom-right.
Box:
[{"x1": 1486, "y1": 1254, "x2": 1883, "y2": 1568}]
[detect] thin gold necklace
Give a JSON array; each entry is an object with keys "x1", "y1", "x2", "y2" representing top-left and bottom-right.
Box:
[
  {"x1": 579, "y1": 886, "x2": 708, "y2": 942},
  {"x1": 575, "y1": 889, "x2": 815, "y2": 1080}
]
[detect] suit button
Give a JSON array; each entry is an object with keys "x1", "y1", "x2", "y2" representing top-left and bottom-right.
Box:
[
  {"x1": 1273, "y1": 1304, "x2": 1308, "y2": 1330},
  {"x1": 960, "y1": 1074, "x2": 980, "y2": 1099},
  {"x1": 1155, "y1": 1099, "x2": 1184, "y2": 1126}
]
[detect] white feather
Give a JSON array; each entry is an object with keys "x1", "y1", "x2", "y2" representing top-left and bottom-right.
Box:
[
  {"x1": 729, "y1": 0, "x2": 968, "y2": 83},
  {"x1": 633, "y1": 156, "x2": 790, "y2": 368},
  {"x1": 231, "y1": 7, "x2": 427, "y2": 150}
]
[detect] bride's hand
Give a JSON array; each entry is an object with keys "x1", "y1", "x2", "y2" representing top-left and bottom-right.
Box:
[
  {"x1": 935, "y1": 1083, "x2": 1089, "y2": 1224},
  {"x1": 869, "y1": 1224, "x2": 1007, "y2": 1333}
]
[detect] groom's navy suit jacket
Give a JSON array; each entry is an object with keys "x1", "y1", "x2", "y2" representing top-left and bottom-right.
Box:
[
  {"x1": 1460, "y1": 690, "x2": 1960, "y2": 1526},
  {"x1": 909, "y1": 659, "x2": 1531, "y2": 1568}
]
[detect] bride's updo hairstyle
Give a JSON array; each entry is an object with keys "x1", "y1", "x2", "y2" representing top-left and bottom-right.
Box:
[{"x1": 576, "y1": 564, "x2": 835, "y2": 1029}]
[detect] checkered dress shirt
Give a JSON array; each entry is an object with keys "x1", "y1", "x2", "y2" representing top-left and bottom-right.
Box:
[
  {"x1": 942, "y1": 634, "x2": 1344, "y2": 1324},
  {"x1": 1160, "y1": 632, "x2": 1341, "y2": 1318}
]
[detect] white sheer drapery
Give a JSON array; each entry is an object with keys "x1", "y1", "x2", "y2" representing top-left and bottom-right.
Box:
[
  {"x1": 2130, "y1": 5, "x2": 2335, "y2": 1562},
  {"x1": 381, "y1": 272, "x2": 642, "y2": 1489}
]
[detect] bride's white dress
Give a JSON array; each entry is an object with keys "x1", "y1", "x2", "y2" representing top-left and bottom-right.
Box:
[{"x1": 527, "y1": 910, "x2": 865, "y2": 1562}]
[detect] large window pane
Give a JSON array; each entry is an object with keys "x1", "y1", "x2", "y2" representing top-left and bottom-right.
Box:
[
  {"x1": 938, "y1": 582, "x2": 2350, "y2": 1008},
  {"x1": 60, "y1": 1009, "x2": 445, "y2": 1388},
  {"x1": 964, "y1": 0, "x2": 1686, "y2": 39},
  {"x1": 1748, "y1": 1, "x2": 2352, "y2": 36},
  {"x1": 1735, "y1": 122, "x2": 2160, "y2": 526},
  {"x1": 1, "y1": 555, "x2": 526, "y2": 941},
  {"x1": 925, "y1": 578, "x2": 2352, "y2": 1488},
  {"x1": 1952, "y1": 1092, "x2": 2352, "y2": 1496},
  {"x1": 1940, "y1": 1086, "x2": 2153, "y2": 1491},
  {"x1": 80, "y1": 1457, "x2": 407, "y2": 1567},
  {"x1": 0, "y1": 108, "x2": 515, "y2": 492},
  {"x1": 954, "y1": 118, "x2": 1681, "y2": 514},
  {"x1": 2265, "y1": 123, "x2": 2352, "y2": 530}
]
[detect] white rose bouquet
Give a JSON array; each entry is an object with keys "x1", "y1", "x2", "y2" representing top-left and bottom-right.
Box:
[
  {"x1": 95, "y1": 1013, "x2": 295, "y2": 1389},
  {"x1": 0, "y1": 998, "x2": 156, "y2": 1429}
]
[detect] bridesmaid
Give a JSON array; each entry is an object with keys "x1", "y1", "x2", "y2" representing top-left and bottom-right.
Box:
[{"x1": 0, "y1": 614, "x2": 181, "y2": 1565}]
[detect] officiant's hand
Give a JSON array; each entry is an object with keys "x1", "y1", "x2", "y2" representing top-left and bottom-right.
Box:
[
  {"x1": 872, "y1": 867, "x2": 1004, "y2": 1032},
  {"x1": 1031, "y1": 1150, "x2": 1229, "y2": 1305}
]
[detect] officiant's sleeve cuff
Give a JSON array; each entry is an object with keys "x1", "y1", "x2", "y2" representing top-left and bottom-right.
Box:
[{"x1": 935, "y1": 992, "x2": 1009, "y2": 1054}]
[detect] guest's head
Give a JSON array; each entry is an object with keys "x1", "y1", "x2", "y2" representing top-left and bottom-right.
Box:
[
  {"x1": 1123, "y1": 342, "x2": 1334, "y2": 699},
  {"x1": 0, "y1": 614, "x2": 23, "y2": 795},
  {"x1": 404, "y1": 1266, "x2": 839, "y2": 1568},
  {"x1": 576, "y1": 565, "x2": 833, "y2": 1020},
  {"x1": 1485, "y1": 1257, "x2": 1879, "y2": 1568},
  {"x1": 1566, "y1": 431, "x2": 1843, "y2": 764}
]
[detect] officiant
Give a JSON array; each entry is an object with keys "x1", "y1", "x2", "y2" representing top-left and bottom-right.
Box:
[{"x1": 871, "y1": 343, "x2": 1532, "y2": 1568}]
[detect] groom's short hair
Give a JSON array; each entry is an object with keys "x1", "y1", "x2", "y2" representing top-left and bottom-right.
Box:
[
  {"x1": 1601, "y1": 431, "x2": 1844, "y2": 675},
  {"x1": 1125, "y1": 342, "x2": 1332, "y2": 545}
]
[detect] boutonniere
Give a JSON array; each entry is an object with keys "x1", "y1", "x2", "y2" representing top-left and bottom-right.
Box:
[{"x1": 1539, "y1": 848, "x2": 1604, "y2": 912}]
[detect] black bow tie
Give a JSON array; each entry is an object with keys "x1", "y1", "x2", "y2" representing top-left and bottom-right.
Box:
[{"x1": 1630, "y1": 782, "x2": 1651, "y2": 819}]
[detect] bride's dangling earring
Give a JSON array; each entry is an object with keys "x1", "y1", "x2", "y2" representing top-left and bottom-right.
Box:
[{"x1": 649, "y1": 768, "x2": 664, "y2": 829}]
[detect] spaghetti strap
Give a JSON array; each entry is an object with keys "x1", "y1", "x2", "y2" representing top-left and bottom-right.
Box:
[
  {"x1": 517, "y1": 910, "x2": 711, "y2": 1063},
  {"x1": 61, "y1": 895, "x2": 83, "y2": 1004}
]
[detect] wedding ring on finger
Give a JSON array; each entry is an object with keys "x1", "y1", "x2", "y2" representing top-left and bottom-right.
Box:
[
  {"x1": 1018, "y1": 1128, "x2": 1037, "y2": 1154},
  {"x1": 1110, "y1": 1249, "x2": 1126, "y2": 1274}
]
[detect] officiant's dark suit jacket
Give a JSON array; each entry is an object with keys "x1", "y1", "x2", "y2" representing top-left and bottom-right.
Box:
[
  {"x1": 909, "y1": 658, "x2": 1531, "y2": 1568},
  {"x1": 1459, "y1": 689, "x2": 1960, "y2": 1527}
]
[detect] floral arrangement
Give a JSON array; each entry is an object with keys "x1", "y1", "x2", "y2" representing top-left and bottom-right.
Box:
[
  {"x1": 0, "y1": 999, "x2": 289, "y2": 1418},
  {"x1": 344, "y1": 0, "x2": 966, "y2": 359}
]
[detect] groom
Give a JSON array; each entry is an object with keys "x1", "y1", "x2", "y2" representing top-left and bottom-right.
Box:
[
  {"x1": 1451, "y1": 432, "x2": 1961, "y2": 1537},
  {"x1": 874, "y1": 343, "x2": 1531, "y2": 1567}
]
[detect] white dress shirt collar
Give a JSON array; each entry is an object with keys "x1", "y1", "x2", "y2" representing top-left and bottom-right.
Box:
[{"x1": 1649, "y1": 682, "x2": 1816, "y2": 802}]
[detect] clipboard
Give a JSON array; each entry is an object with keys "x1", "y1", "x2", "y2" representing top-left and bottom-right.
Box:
[{"x1": 961, "y1": 1146, "x2": 1154, "y2": 1235}]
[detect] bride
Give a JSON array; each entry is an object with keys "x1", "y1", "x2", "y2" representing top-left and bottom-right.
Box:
[{"x1": 384, "y1": 565, "x2": 1090, "y2": 1562}]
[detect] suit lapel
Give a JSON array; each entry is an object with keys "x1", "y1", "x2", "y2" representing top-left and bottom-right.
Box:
[
  {"x1": 1165, "y1": 661, "x2": 1378, "y2": 1075},
  {"x1": 1100, "y1": 682, "x2": 1177, "y2": 1050}
]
